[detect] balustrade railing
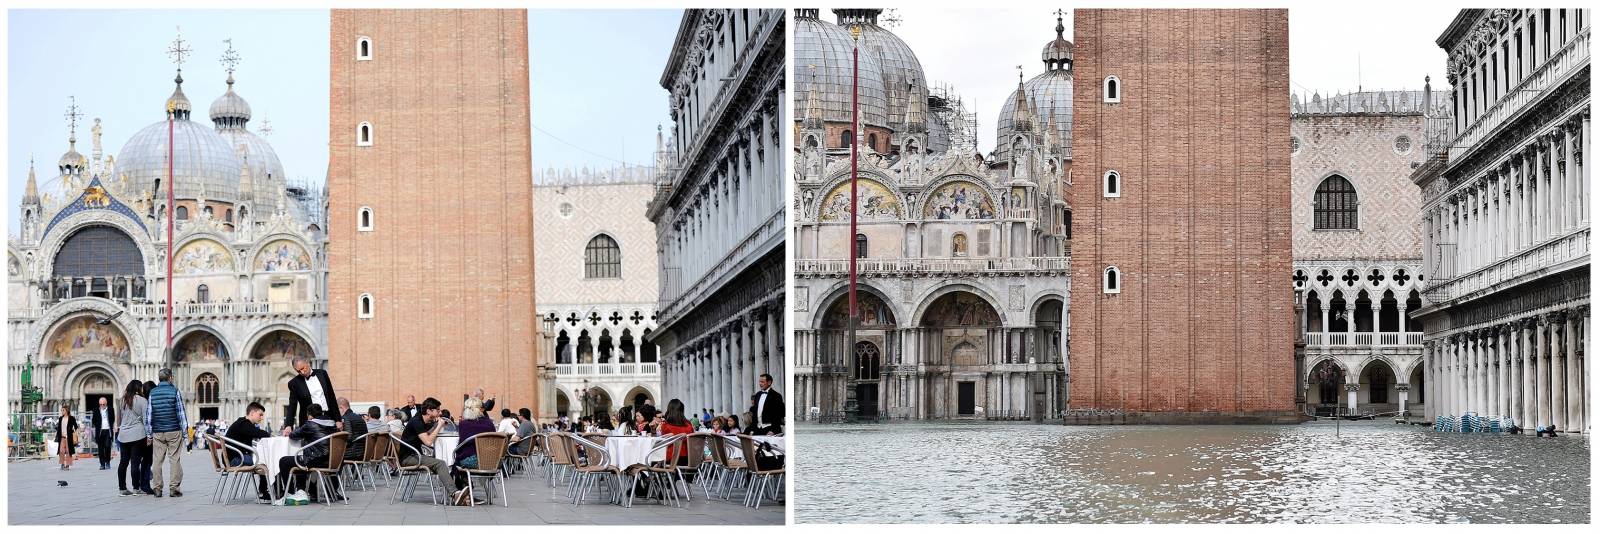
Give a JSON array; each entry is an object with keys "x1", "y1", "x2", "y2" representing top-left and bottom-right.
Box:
[
  {"x1": 13, "y1": 299, "x2": 324, "y2": 320},
  {"x1": 795, "y1": 256, "x2": 1071, "y2": 275},
  {"x1": 1305, "y1": 331, "x2": 1423, "y2": 348},
  {"x1": 1426, "y1": 228, "x2": 1589, "y2": 302},
  {"x1": 556, "y1": 362, "x2": 663, "y2": 378},
  {"x1": 1448, "y1": 31, "x2": 1589, "y2": 165}
]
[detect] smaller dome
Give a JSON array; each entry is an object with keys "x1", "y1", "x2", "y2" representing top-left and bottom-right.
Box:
[
  {"x1": 166, "y1": 71, "x2": 192, "y2": 119},
  {"x1": 209, "y1": 74, "x2": 252, "y2": 125},
  {"x1": 57, "y1": 144, "x2": 86, "y2": 172},
  {"x1": 1040, "y1": 14, "x2": 1073, "y2": 71}
]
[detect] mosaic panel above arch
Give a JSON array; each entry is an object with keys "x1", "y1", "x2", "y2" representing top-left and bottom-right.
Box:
[
  {"x1": 174, "y1": 330, "x2": 228, "y2": 362},
  {"x1": 920, "y1": 291, "x2": 1001, "y2": 327},
  {"x1": 256, "y1": 240, "x2": 312, "y2": 272},
  {"x1": 819, "y1": 178, "x2": 902, "y2": 221},
  {"x1": 822, "y1": 290, "x2": 896, "y2": 329},
  {"x1": 173, "y1": 239, "x2": 234, "y2": 275},
  {"x1": 251, "y1": 330, "x2": 313, "y2": 360},
  {"x1": 924, "y1": 180, "x2": 996, "y2": 220},
  {"x1": 47, "y1": 316, "x2": 132, "y2": 361}
]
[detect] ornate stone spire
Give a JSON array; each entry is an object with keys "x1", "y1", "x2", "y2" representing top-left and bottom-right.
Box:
[
  {"x1": 1010, "y1": 73, "x2": 1033, "y2": 133},
  {"x1": 803, "y1": 65, "x2": 824, "y2": 129},
  {"x1": 24, "y1": 154, "x2": 40, "y2": 205}
]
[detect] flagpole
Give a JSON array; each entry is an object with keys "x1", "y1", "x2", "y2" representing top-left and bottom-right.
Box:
[
  {"x1": 847, "y1": 25, "x2": 861, "y2": 421},
  {"x1": 166, "y1": 99, "x2": 175, "y2": 353}
]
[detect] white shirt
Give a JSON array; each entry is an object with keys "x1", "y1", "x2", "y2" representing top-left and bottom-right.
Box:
[
  {"x1": 304, "y1": 372, "x2": 326, "y2": 412},
  {"x1": 497, "y1": 417, "x2": 519, "y2": 435},
  {"x1": 755, "y1": 389, "x2": 769, "y2": 426},
  {"x1": 99, "y1": 408, "x2": 110, "y2": 430}
]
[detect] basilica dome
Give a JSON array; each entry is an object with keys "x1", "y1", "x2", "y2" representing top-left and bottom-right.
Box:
[
  {"x1": 794, "y1": 9, "x2": 889, "y2": 130},
  {"x1": 840, "y1": 9, "x2": 928, "y2": 128},
  {"x1": 117, "y1": 73, "x2": 243, "y2": 205},
  {"x1": 210, "y1": 73, "x2": 286, "y2": 208},
  {"x1": 996, "y1": 14, "x2": 1074, "y2": 163}
]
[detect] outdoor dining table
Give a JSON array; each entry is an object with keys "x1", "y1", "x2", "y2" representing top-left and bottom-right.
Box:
[
  {"x1": 604, "y1": 436, "x2": 668, "y2": 470},
  {"x1": 254, "y1": 436, "x2": 296, "y2": 481},
  {"x1": 726, "y1": 434, "x2": 785, "y2": 460},
  {"x1": 431, "y1": 435, "x2": 459, "y2": 466}
]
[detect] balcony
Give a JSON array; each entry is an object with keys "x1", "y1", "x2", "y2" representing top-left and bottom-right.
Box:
[
  {"x1": 795, "y1": 256, "x2": 1071, "y2": 277},
  {"x1": 1447, "y1": 31, "x2": 1589, "y2": 168},
  {"x1": 556, "y1": 362, "x2": 661, "y2": 378},
  {"x1": 1305, "y1": 332, "x2": 1424, "y2": 347},
  {"x1": 11, "y1": 299, "x2": 326, "y2": 321},
  {"x1": 1425, "y1": 228, "x2": 1589, "y2": 303}
]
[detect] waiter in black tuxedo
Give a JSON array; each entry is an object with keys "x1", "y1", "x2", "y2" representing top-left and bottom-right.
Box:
[
  {"x1": 746, "y1": 373, "x2": 785, "y2": 435},
  {"x1": 282, "y1": 356, "x2": 339, "y2": 432}
]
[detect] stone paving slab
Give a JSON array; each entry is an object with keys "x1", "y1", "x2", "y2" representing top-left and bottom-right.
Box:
[{"x1": 8, "y1": 450, "x2": 783, "y2": 525}]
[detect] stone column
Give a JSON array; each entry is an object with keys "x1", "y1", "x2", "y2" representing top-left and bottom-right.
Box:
[
  {"x1": 1345, "y1": 382, "x2": 1359, "y2": 413},
  {"x1": 1580, "y1": 114, "x2": 1590, "y2": 227},
  {"x1": 1521, "y1": 318, "x2": 1536, "y2": 427},
  {"x1": 767, "y1": 300, "x2": 781, "y2": 392},
  {"x1": 1563, "y1": 122, "x2": 1576, "y2": 230},
  {"x1": 1550, "y1": 311, "x2": 1567, "y2": 429},
  {"x1": 1499, "y1": 325, "x2": 1512, "y2": 417},
  {"x1": 1398, "y1": 382, "x2": 1410, "y2": 416},
  {"x1": 1422, "y1": 342, "x2": 1434, "y2": 420},
  {"x1": 1536, "y1": 315, "x2": 1551, "y2": 428},
  {"x1": 1565, "y1": 307, "x2": 1581, "y2": 431}
]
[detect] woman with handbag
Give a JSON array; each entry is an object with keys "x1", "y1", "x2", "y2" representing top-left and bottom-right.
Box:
[{"x1": 56, "y1": 404, "x2": 79, "y2": 470}]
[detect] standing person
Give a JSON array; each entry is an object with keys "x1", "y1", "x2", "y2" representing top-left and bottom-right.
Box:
[
  {"x1": 224, "y1": 402, "x2": 274, "y2": 503},
  {"x1": 746, "y1": 373, "x2": 785, "y2": 435},
  {"x1": 336, "y1": 397, "x2": 368, "y2": 462},
  {"x1": 145, "y1": 368, "x2": 188, "y2": 497},
  {"x1": 397, "y1": 398, "x2": 467, "y2": 505},
  {"x1": 400, "y1": 395, "x2": 419, "y2": 421},
  {"x1": 55, "y1": 404, "x2": 78, "y2": 470},
  {"x1": 92, "y1": 397, "x2": 115, "y2": 470},
  {"x1": 116, "y1": 379, "x2": 151, "y2": 496},
  {"x1": 283, "y1": 356, "x2": 338, "y2": 432},
  {"x1": 139, "y1": 381, "x2": 155, "y2": 491}
]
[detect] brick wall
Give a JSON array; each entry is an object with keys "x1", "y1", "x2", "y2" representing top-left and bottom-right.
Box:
[
  {"x1": 327, "y1": 9, "x2": 542, "y2": 414},
  {"x1": 1068, "y1": 9, "x2": 1295, "y2": 415}
]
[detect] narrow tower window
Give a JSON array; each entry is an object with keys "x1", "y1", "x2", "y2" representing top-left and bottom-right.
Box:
[
  {"x1": 356, "y1": 37, "x2": 373, "y2": 60},
  {"x1": 1103, "y1": 266, "x2": 1122, "y2": 294},
  {"x1": 1103, "y1": 170, "x2": 1121, "y2": 198},
  {"x1": 1103, "y1": 76, "x2": 1122, "y2": 103},
  {"x1": 357, "y1": 122, "x2": 373, "y2": 146},
  {"x1": 358, "y1": 293, "x2": 374, "y2": 319},
  {"x1": 358, "y1": 206, "x2": 374, "y2": 232}
]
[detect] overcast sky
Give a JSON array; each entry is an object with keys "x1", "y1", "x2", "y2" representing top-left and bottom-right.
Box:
[{"x1": 826, "y1": 6, "x2": 1457, "y2": 156}]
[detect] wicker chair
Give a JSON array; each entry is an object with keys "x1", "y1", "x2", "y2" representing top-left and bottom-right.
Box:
[
  {"x1": 545, "y1": 433, "x2": 576, "y2": 490},
  {"x1": 580, "y1": 432, "x2": 609, "y2": 445},
  {"x1": 646, "y1": 432, "x2": 709, "y2": 504},
  {"x1": 345, "y1": 432, "x2": 390, "y2": 491},
  {"x1": 705, "y1": 433, "x2": 747, "y2": 500},
  {"x1": 503, "y1": 434, "x2": 533, "y2": 477},
  {"x1": 452, "y1": 432, "x2": 511, "y2": 507},
  {"x1": 389, "y1": 434, "x2": 441, "y2": 506},
  {"x1": 737, "y1": 434, "x2": 785, "y2": 509},
  {"x1": 627, "y1": 434, "x2": 686, "y2": 508},
  {"x1": 284, "y1": 431, "x2": 350, "y2": 506},
  {"x1": 567, "y1": 434, "x2": 621, "y2": 505},
  {"x1": 205, "y1": 435, "x2": 267, "y2": 505}
]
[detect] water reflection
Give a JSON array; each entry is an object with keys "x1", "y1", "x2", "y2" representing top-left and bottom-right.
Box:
[{"x1": 794, "y1": 422, "x2": 1589, "y2": 523}]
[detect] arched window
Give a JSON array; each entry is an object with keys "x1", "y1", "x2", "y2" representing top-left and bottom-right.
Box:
[
  {"x1": 358, "y1": 293, "x2": 373, "y2": 319},
  {"x1": 196, "y1": 284, "x2": 210, "y2": 303},
  {"x1": 224, "y1": 209, "x2": 233, "y2": 223},
  {"x1": 867, "y1": 133, "x2": 878, "y2": 151},
  {"x1": 854, "y1": 341, "x2": 881, "y2": 381},
  {"x1": 855, "y1": 233, "x2": 868, "y2": 259},
  {"x1": 841, "y1": 129, "x2": 853, "y2": 148},
  {"x1": 176, "y1": 206, "x2": 189, "y2": 220},
  {"x1": 358, "y1": 206, "x2": 374, "y2": 232},
  {"x1": 357, "y1": 122, "x2": 373, "y2": 146},
  {"x1": 1103, "y1": 266, "x2": 1122, "y2": 294},
  {"x1": 356, "y1": 36, "x2": 372, "y2": 60},
  {"x1": 1103, "y1": 170, "x2": 1121, "y2": 198},
  {"x1": 584, "y1": 234, "x2": 622, "y2": 279},
  {"x1": 1103, "y1": 76, "x2": 1122, "y2": 103},
  {"x1": 805, "y1": 135, "x2": 818, "y2": 148},
  {"x1": 195, "y1": 373, "x2": 220, "y2": 404},
  {"x1": 1313, "y1": 175, "x2": 1358, "y2": 230}
]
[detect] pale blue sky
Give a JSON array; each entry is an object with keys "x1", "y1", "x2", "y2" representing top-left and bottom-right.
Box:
[
  {"x1": 7, "y1": 9, "x2": 682, "y2": 227},
  {"x1": 7, "y1": 9, "x2": 330, "y2": 226},
  {"x1": 529, "y1": 9, "x2": 682, "y2": 173}
]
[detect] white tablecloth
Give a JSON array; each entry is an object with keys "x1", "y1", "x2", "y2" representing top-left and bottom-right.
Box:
[
  {"x1": 431, "y1": 435, "x2": 458, "y2": 466},
  {"x1": 604, "y1": 436, "x2": 666, "y2": 469},
  {"x1": 255, "y1": 436, "x2": 296, "y2": 480}
]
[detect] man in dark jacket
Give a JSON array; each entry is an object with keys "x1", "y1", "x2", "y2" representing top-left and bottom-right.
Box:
[
  {"x1": 336, "y1": 397, "x2": 368, "y2": 461},
  {"x1": 276, "y1": 403, "x2": 337, "y2": 500},
  {"x1": 91, "y1": 397, "x2": 115, "y2": 469},
  {"x1": 283, "y1": 356, "x2": 339, "y2": 432},
  {"x1": 225, "y1": 402, "x2": 274, "y2": 503}
]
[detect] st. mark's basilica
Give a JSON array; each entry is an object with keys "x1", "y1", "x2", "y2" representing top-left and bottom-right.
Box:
[
  {"x1": 7, "y1": 40, "x2": 327, "y2": 424},
  {"x1": 791, "y1": 9, "x2": 1071, "y2": 420}
]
